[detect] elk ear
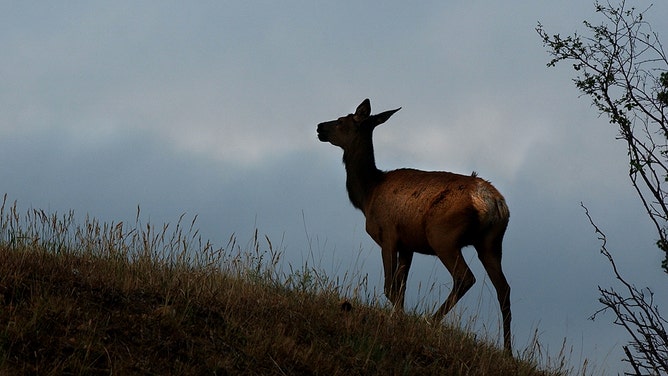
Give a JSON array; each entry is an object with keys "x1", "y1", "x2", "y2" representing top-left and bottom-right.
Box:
[
  {"x1": 371, "y1": 107, "x2": 401, "y2": 127},
  {"x1": 353, "y1": 99, "x2": 371, "y2": 122}
]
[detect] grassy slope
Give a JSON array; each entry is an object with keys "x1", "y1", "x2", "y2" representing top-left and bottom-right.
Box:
[{"x1": 0, "y1": 199, "x2": 566, "y2": 375}]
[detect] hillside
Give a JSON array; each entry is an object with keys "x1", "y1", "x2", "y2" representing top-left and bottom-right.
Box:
[{"x1": 0, "y1": 197, "x2": 567, "y2": 375}]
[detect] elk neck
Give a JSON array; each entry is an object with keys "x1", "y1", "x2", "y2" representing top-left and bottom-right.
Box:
[{"x1": 342, "y1": 137, "x2": 384, "y2": 211}]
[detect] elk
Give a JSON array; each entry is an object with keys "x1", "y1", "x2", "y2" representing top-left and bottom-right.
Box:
[{"x1": 317, "y1": 99, "x2": 512, "y2": 352}]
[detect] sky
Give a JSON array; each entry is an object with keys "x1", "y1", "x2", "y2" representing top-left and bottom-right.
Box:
[{"x1": 2, "y1": 1, "x2": 667, "y2": 373}]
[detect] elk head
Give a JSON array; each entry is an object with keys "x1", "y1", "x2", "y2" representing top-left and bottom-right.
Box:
[{"x1": 317, "y1": 99, "x2": 401, "y2": 150}]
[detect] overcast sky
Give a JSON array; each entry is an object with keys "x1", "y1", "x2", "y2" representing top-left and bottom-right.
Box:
[{"x1": 2, "y1": 1, "x2": 667, "y2": 373}]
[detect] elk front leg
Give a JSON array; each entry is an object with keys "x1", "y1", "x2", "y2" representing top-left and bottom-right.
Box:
[
  {"x1": 382, "y1": 247, "x2": 414, "y2": 311},
  {"x1": 394, "y1": 250, "x2": 413, "y2": 309},
  {"x1": 381, "y1": 245, "x2": 399, "y2": 306}
]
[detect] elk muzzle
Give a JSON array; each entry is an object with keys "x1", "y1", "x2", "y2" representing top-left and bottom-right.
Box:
[{"x1": 316, "y1": 121, "x2": 333, "y2": 142}]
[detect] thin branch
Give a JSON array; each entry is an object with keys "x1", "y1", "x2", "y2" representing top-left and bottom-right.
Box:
[{"x1": 583, "y1": 203, "x2": 668, "y2": 374}]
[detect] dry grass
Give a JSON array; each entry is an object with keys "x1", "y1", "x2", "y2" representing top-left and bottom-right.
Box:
[{"x1": 0, "y1": 195, "x2": 570, "y2": 375}]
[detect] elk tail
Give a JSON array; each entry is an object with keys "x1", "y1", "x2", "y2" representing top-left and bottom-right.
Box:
[{"x1": 472, "y1": 180, "x2": 510, "y2": 227}]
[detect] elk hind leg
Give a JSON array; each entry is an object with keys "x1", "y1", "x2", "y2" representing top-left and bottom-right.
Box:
[
  {"x1": 432, "y1": 248, "x2": 476, "y2": 322},
  {"x1": 476, "y1": 238, "x2": 512, "y2": 353}
]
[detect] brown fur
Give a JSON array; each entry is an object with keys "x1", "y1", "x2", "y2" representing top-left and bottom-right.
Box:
[{"x1": 317, "y1": 99, "x2": 512, "y2": 352}]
